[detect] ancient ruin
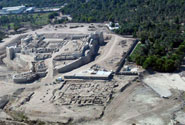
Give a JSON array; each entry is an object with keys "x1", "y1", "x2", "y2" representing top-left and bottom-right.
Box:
[
  {"x1": 52, "y1": 81, "x2": 115, "y2": 106},
  {"x1": 55, "y1": 32, "x2": 104, "y2": 73},
  {"x1": 1, "y1": 23, "x2": 173, "y2": 125},
  {"x1": 3, "y1": 29, "x2": 105, "y2": 83}
]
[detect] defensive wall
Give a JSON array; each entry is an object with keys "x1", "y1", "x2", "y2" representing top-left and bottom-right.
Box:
[
  {"x1": 115, "y1": 39, "x2": 139, "y2": 74},
  {"x1": 43, "y1": 33, "x2": 88, "y2": 39},
  {"x1": 55, "y1": 32, "x2": 104, "y2": 73}
]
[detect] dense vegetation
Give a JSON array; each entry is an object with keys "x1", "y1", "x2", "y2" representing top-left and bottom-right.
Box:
[
  {"x1": 0, "y1": 0, "x2": 66, "y2": 7},
  {"x1": 0, "y1": 13, "x2": 52, "y2": 42},
  {"x1": 62, "y1": 0, "x2": 185, "y2": 72},
  {"x1": 0, "y1": 13, "x2": 50, "y2": 30}
]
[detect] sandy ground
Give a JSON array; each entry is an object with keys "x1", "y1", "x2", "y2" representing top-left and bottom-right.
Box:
[
  {"x1": 9, "y1": 81, "x2": 106, "y2": 123},
  {"x1": 76, "y1": 82, "x2": 182, "y2": 125},
  {"x1": 175, "y1": 111, "x2": 185, "y2": 124},
  {"x1": 143, "y1": 73, "x2": 185, "y2": 97},
  {"x1": 0, "y1": 110, "x2": 11, "y2": 120}
]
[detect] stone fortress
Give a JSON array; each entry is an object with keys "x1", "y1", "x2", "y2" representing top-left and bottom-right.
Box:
[
  {"x1": 5, "y1": 31, "x2": 105, "y2": 83},
  {"x1": 1, "y1": 24, "x2": 172, "y2": 125},
  {"x1": 55, "y1": 31, "x2": 104, "y2": 73},
  {"x1": 1, "y1": 24, "x2": 183, "y2": 125}
]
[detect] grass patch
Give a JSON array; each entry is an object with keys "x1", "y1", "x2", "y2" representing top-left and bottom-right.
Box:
[
  {"x1": 183, "y1": 92, "x2": 185, "y2": 100},
  {"x1": 32, "y1": 13, "x2": 50, "y2": 26},
  {"x1": 0, "y1": 12, "x2": 51, "y2": 30},
  {"x1": 21, "y1": 13, "x2": 50, "y2": 27},
  {"x1": 129, "y1": 43, "x2": 142, "y2": 62},
  {"x1": 183, "y1": 92, "x2": 185, "y2": 111},
  {"x1": 10, "y1": 111, "x2": 28, "y2": 122},
  {"x1": 9, "y1": 111, "x2": 47, "y2": 125}
]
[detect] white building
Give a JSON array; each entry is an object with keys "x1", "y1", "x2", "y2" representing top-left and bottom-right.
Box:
[
  {"x1": 25, "y1": 7, "x2": 35, "y2": 13},
  {"x1": 64, "y1": 69, "x2": 113, "y2": 80},
  {"x1": 0, "y1": 5, "x2": 26, "y2": 15},
  {"x1": 106, "y1": 22, "x2": 120, "y2": 31}
]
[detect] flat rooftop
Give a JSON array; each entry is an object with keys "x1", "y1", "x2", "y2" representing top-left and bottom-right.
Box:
[
  {"x1": 64, "y1": 69, "x2": 112, "y2": 80},
  {"x1": 2, "y1": 6, "x2": 25, "y2": 11}
]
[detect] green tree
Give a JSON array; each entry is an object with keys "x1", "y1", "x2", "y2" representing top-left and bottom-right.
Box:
[{"x1": 164, "y1": 59, "x2": 176, "y2": 72}]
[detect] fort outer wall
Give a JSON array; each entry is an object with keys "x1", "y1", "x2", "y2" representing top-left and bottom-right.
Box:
[
  {"x1": 42, "y1": 33, "x2": 88, "y2": 39},
  {"x1": 13, "y1": 71, "x2": 47, "y2": 84},
  {"x1": 13, "y1": 72, "x2": 38, "y2": 84},
  {"x1": 56, "y1": 39, "x2": 99, "y2": 73},
  {"x1": 115, "y1": 39, "x2": 139, "y2": 74},
  {"x1": 0, "y1": 35, "x2": 27, "y2": 55},
  {"x1": 56, "y1": 55, "x2": 92, "y2": 73},
  {"x1": 0, "y1": 35, "x2": 27, "y2": 64},
  {"x1": 55, "y1": 32, "x2": 103, "y2": 74}
]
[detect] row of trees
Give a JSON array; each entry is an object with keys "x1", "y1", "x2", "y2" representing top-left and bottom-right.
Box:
[{"x1": 135, "y1": 41, "x2": 185, "y2": 72}]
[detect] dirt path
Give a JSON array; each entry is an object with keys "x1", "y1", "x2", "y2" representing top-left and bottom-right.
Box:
[
  {"x1": 41, "y1": 59, "x2": 53, "y2": 84},
  {"x1": 95, "y1": 34, "x2": 117, "y2": 64}
]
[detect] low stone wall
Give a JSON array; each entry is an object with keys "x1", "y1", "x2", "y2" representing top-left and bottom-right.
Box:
[
  {"x1": 53, "y1": 53, "x2": 82, "y2": 61},
  {"x1": 37, "y1": 72, "x2": 47, "y2": 78},
  {"x1": 13, "y1": 71, "x2": 47, "y2": 84},
  {"x1": 34, "y1": 54, "x2": 52, "y2": 61},
  {"x1": 13, "y1": 72, "x2": 38, "y2": 83},
  {"x1": 64, "y1": 75, "x2": 111, "y2": 80},
  {"x1": 0, "y1": 35, "x2": 27, "y2": 55},
  {"x1": 8, "y1": 35, "x2": 27, "y2": 46},
  {"x1": 115, "y1": 39, "x2": 139, "y2": 74},
  {"x1": 0, "y1": 53, "x2": 6, "y2": 64},
  {"x1": 6, "y1": 47, "x2": 15, "y2": 60},
  {"x1": 54, "y1": 55, "x2": 77, "y2": 61},
  {"x1": 117, "y1": 71, "x2": 139, "y2": 75},
  {"x1": 0, "y1": 95, "x2": 9, "y2": 109},
  {"x1": 43, "y1": 33, "x2": 88, "y2": 39},
  {"x1": 57, "y1": 55, "x2": 92, "y2": 73}
]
